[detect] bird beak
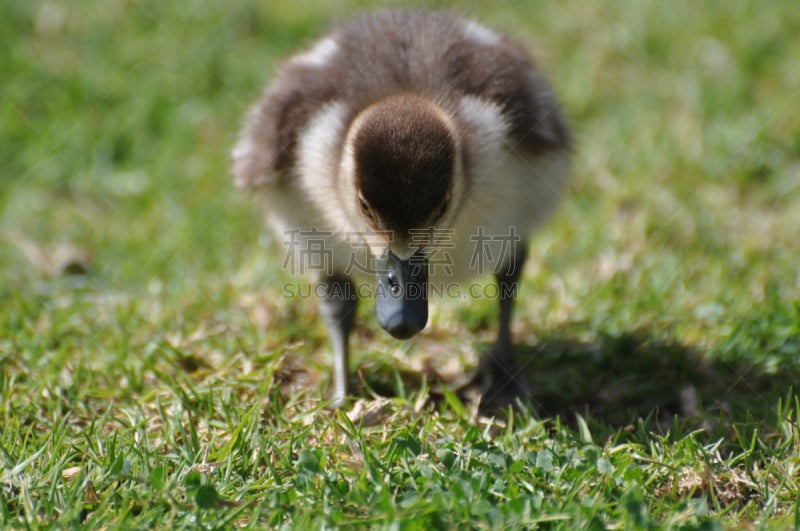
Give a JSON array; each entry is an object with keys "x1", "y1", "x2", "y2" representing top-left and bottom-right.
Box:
[{"x1": 375, "y1": 248, "x2": 428, "y2": 339}]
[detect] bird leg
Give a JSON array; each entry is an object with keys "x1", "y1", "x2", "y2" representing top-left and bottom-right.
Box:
[
  {"x1": 478, "y1": 244, "x2": 533, "y2": 408},
  {"x1": 318, "y1": 274, "x2": 358, "y2": 408}
]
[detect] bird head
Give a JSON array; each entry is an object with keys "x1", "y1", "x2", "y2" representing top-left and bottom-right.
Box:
[{"x1": 340, "y1": 94, "x2": 463, "y2": 339}]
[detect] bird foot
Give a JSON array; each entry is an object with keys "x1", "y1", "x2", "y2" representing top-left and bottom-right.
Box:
[
  {"x1": 455, "y1": 343, "x2": 533, "y2": 413},
  {"x1": 326, "y1": 395, "x2": 348, "y2": 410}
]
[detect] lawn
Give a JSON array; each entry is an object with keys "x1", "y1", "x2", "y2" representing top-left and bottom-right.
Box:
[{"x1": 2, "y1": 0, "x2": 800, "y2": 528}]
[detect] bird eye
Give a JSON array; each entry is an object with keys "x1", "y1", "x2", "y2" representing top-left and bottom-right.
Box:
[
  {"x1": 433, "y1": 200, "x2": 448, "y2": 223},
  {"x1": 358, "y1": 195, "x2": 374, "y2": 221}
]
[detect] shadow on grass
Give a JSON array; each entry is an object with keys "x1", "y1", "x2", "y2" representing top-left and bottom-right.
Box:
[
  {"x1": 351, "y1": 329, "x2": 798, "y2": 433},
  {"x1": 518, "y1": 332, "x2": 794, "y2": 430}
]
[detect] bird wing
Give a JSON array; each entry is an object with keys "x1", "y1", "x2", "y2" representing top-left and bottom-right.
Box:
[
  {"x1": 231, "y1": 55, "x2": 341, "y2": 188},
  {"x1": 441, "y1": 31, "x2": 571, "y2": 156}
]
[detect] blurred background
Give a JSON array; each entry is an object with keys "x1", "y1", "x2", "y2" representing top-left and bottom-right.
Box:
[{"x1": 2, "y1": 1, "x2": 799, "y2": 414}]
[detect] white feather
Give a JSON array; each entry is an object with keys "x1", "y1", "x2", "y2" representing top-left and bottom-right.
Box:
[
  {"x1": 292, "y1": 37, "x2": 339, "y2": 68},
  {"x1": 463, "y1": 20, "x2": 502, "y2": 47}
]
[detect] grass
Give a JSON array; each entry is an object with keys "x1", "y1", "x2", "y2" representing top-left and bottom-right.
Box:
[{"x1": 2, "y1": 0, "x2": 800, "y2": 528}]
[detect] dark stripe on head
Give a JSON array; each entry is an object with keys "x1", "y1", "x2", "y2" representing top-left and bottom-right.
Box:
[{"x1": 353, "y1": 95, "x2": 454, "y2": 234}]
